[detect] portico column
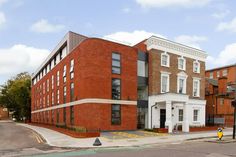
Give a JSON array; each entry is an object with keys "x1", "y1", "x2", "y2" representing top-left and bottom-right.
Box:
[
  {"x1": 165, "y1": 101, "x2": 172, "y2": 133},
  {"x1": 183, "y1": 102, "x2": 190, "y2": 132}
]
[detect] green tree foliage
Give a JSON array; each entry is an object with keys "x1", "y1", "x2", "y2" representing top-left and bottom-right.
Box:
[{"x1": 0, "y1": 72, "x2": 31, "y2": 121}]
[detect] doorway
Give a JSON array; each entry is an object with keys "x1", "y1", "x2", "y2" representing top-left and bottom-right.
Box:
[{"x1": 160, "y1": 109, "x2": 166, "y2": 128}]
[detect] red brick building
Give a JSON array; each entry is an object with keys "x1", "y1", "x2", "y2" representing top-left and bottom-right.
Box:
[
  {"x1": 31, "y1": 32, "x2": 139, "y2": 131},
  {"x1": 31, "y1": 32, "x2": 207, "y2": 132},
  {"x1": 205, "y1": 64, "x2": 236, "y2": 126}
]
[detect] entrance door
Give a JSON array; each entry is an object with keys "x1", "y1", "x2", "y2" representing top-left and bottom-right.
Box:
[{"x1": 160, "y1": 109, "x2": 166, "y2": 128}]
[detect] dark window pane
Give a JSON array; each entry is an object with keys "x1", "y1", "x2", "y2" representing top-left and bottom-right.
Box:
[
  {"x1": 112, "y1": 79, "x2": 121, "y2": 99},
  {"x1": 112, "y1": 60, "x2": 120, "y2": 67},
  {"x1": 111, "y1": 104, "x2": 121, "y2": 125},
  {"x1": 112, "y1": 67, "x2": 120, "y2": 74},
  {"x1": 112, "y1": 53, "x2": 120, "y2": 60}
]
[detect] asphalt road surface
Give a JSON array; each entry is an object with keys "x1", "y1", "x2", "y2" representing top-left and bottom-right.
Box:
[
  {"x1": 1, "y1": 121, "x2": 236, "y2": 157},
  {"x1": 0, "y1": 121, "x2": 69, "y2": 157}
]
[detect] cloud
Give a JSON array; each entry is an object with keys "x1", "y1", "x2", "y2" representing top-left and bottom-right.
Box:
[
  {"x1": 103, "y1": 30, "x2": 166, "y2": 46},
  {"x1": 0, "y1": 0, "x2": 7, "y2": 7},
  {"x1": 216, "y1": 17, "x2": 236, "y2": 33},
  {"x1": 122, "y1": 7, "x2": 131, "y2": 13},
  {"x1": 0, "y1": 44, "x2": 50, "y2": 80},
  {"x1": 30, "y1": 19, "x2": 65, "y2": 33},
  {"x1": 0, "y1": 12, "x2": 6, "y2": 28},
  {"x1": 206, "y1": 43, "x2": 236, "y2": 69},
  {"x1": 136, "y1": 0, "x2": 211, "y2": 8},
  {"x1": 212, "y1": 10, "x2": 230, "y2": 19},
  {"x1": 174, "y1": 35, "x2": 207, "y2": 49}
]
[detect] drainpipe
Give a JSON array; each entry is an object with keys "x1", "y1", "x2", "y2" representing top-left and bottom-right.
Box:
[{"x1": 151, "y1": 102, "x2": 158, "y2": 129}]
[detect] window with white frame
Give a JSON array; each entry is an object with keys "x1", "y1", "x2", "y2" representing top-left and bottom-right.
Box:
[
  {"x1": 70, "y1": 59, "x2": 74, "y2": 79},
  {"x1": 47, "y1": 79, "x2": 49, "y2": 92},
  {"x1": 209, "y1": 72, "x2": 213, "y2": 79},
  {"x1": 61, "y1": 46, "x2": 67, "y2": 59},
  {"x1": 177, "y1": 72, "x2": 188, "y2": 94},
  {"x1": 193, "y1": 60, "x2": 200, "y2": 73},
  {"x1": 223, "y1": 69, "x2": 228, "y2": 76},
  {"x1": 178, "y1": 78, "x2": 185, "y2": 94},
  {"x1": 63, "y1": 65, "x2": 66, "y2": 83},
  {"x1": 51, "y1": 75, "x2": 54, "y2": 90},
  {"x1": 193, "y1": 109, "x2": 199, "y2": 121},
  {"x1": 178, "y1": 57, "x2": 186, "y2": 70},
  {"x1": 57, "y1": 71, "x2": 60, "y2": 86},
  {"x1": 217, "y1": 71, "x2": 220, "y2": 78},
  {"x1": 51, "y1": 92, "x2": 54, "y2": 105},
  {"x1": 161, "y1": 52, "x2": 169, "y2": 67},
  {"x1": 193, "y1": 79, "x2": 200, "y2": 97},
  {"x1": 161, "y1": 72, "x2": 170, "y2": 93},
  {"x1": 179, "y1": 109, "x2": 183, "y2": 122},
  {"x1": 63, "y1": 86, "x2": 66, "y2": 103},
  {"x1": 57, "y1": 89, "x2": 60, "y2": 104}
]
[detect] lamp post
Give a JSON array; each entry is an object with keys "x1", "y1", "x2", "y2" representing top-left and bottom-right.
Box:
[{"x1": 231, "y1": 99, "x2": 236, "y2": 139}]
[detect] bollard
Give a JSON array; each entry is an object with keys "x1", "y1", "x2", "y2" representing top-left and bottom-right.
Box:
[
  {"x1": 93, "y1": 137, "x2": 102, "y2": 146},
  {"x1": 217, "y1": 128, "x2": 223, "y2": 141}
]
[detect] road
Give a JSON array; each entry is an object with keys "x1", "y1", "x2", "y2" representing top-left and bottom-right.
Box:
[
  {"x1": 0, "y1": 121, "x2": 70, "y2": 157},
  {"x1": 1, "y1": 121, "x2": 236, "y2": 157}
]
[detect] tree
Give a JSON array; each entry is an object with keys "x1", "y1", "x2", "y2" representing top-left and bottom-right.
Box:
[{"x1": 0, "y1": 72, "x2": 31, "y2": 121}]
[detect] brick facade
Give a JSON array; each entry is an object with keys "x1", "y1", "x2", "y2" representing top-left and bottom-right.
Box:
[
  {"x1": 205, "y1": 64, "x2": 236, "y2": 127},
  {"x1": 0, "y1": 107, "x2": 8, "y2": 120},
  {"x1": 31, "y1": 34, "x2": 138, "y2": 131}
]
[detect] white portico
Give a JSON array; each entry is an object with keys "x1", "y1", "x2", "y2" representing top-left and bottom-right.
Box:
[{"x1": 148, "y1": 93, "x2": 206, "y2": 133}]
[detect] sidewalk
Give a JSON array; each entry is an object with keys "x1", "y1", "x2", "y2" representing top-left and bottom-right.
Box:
[{"x1": 17, "y1": 123, "x2": 233, "y2": 148}]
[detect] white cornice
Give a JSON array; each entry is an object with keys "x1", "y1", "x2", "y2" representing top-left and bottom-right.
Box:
[{"x1": 145, "y1": 36, "x2": 208, "y2": 62}]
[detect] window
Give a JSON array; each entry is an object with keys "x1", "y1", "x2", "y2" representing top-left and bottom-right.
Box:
[
  {"x1": 70, "y1": 106, "x2": 74, "y2": 125},
  {"x1": 111, "y1": 104, "x2": 121, "y2": 125},
  {"x1": 178, "y1": 57, "x2": 186, "y2": 70},
  {"x1": 47, "y1": 95, "x2": 49, "y2": 106},
  {"x1": 63, "y1": 65, "x2": 66, "y2": 83},
  {"x1": 57, "y1": 89, "x2": 60, "y2": 104},
  {"x1": 193, "y1": 79, "x2": 200, "y2": 97},
  {"x1": 161, "y1": 52, "x2": 169, "y2": 67},
  {"x1": 57, "y1": 71, "x2": 60, "y2": 86},
  {"x1": 178, "y1": 78, "x2": 184, "y2": 94},
  {"x1": 63, "y1": 86, "x2": 66, "y2": 103},
  {"x1": 193, "y1": 60, "x2": 200, "y2": 73},
  {"x1": 209, "y1": 72, "x2": 213, "y2": 79},
  {"x1": 138, "y1": 60, "x2": 146, "y2": 77},
  {"x1": 51, "y1": 110, "x2": 54, "y2": 124},
  {"x1": 51, "y1": 75, "x2": 54, "y2": 90},
  {"x1": 56, "y1": 109, "x2": 59, "y2": 123},
  {"x1": 56, "y1": 53, "x2": 60, "y2": 64},
  {"x1": 52, "y1": 92, "x2": 54, "y2": 105},
  {"x1": 161, "y1": 72, "x2": 170, "y2": 93},
  {"x1": 217, "y1": 71, "x2": 220, "y2": 78},
  {"x1": 179, "y1": 109, "x2": 183, "y2": 122},
  {"x1": 43, "y1": 82, "x2": 45, "y2": 94},
  {"x1": 112, "y1": 79, "x2": 121, "y2": 99},
  {"x1": 193, "y1": 110, "x2": 199, "y2": 121},
  {"x1": 62, "y1": 46, "x2": 67, "y2": 59},
  {"x1": 47, "y1": 79, "x2": 49, "y2": 92},
  {"x1": 223, "y1": 69, "x2": 228, "y2": 76},
  {"x1": 70, "y1": 83, "x2": 74, "y2": 102},
  {"x1": 112, "y1": 53, "x2": 121, "y2": 74},
  {"x1": 220, "y1": 98, "x2": 224, "y2": 105},
  {"x1": 63, "y1": 107, "x2": 66, "y2": 124},
  {"x1": 70, "y1": 59, "x2": 74, "y2": 79}
]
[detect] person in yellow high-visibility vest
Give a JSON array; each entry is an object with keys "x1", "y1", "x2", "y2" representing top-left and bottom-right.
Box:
[{"x1": 217, "y1": 128, "x2": 223, "y2": 140}]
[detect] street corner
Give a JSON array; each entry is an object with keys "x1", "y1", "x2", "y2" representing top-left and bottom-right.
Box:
[{"x1": 101, "y1": 130, "x2": 167, "y2": 141}]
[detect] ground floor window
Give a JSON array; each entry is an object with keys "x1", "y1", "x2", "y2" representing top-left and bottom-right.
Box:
[
  {"x1": 63, "y1": 107, "x2": 66, "y2": 124},
  {"x1": 70, "y1": 106, "x2": 74, "y2": 125},
  {"x1": 111, "y1": 104, "x2": 121, "y2": 125},
  {"x1": 57, "y1": 109, "x2": 59, "y2": 124},
  {"x1": 193, "y1": 109, "x2": 199, "y2": 121},
  {"x1": 178, "y1": 109, "x2": 183, "y2": 122}
]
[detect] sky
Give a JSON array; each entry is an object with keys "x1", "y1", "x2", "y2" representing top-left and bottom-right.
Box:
[{"x1": 0, "y1": 0, "x2": 236, "y2": 84}]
